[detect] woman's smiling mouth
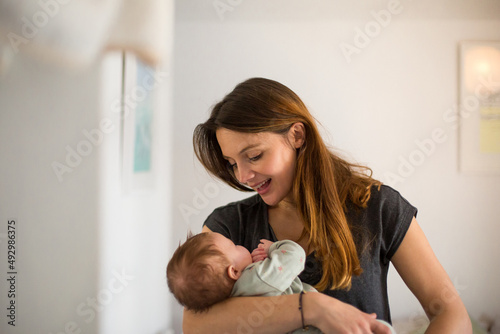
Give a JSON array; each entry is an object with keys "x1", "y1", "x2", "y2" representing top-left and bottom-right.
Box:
[{"x1": 253, "y1": 178, "x2": 271, "y2": 194}]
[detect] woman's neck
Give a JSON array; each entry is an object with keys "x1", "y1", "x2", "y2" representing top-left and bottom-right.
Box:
[{"x1": 268, "y1": 200, "x2": 311, "y2": 254}]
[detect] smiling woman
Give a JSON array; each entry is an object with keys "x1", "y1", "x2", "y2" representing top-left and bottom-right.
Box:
[
  {"x1": 188, "y1": 77, "x2": 471, "y2": 334},
  {"x1": 215, "y1": 128, "x2": 301, "y2": 205},
  {"x1": 193, "y1": 78, "x2": 377, "y2": 292}
]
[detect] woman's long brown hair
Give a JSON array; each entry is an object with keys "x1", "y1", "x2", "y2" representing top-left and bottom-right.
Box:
[{"x1": 193, "y1": 78, "x2": 381, "y2": 291}]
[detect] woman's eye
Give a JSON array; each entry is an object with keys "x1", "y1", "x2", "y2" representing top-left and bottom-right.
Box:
[
  {"x1": 249, "y1": 153, "x2": 262, "y2": 162},
  {"x1": 228, "y1": 162, "x2": 237, "y2": 170}
]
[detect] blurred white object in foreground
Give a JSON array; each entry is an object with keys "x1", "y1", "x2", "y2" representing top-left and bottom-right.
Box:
[{"x1": 0, "y1": 0, "x2": 169, "y2": 72}]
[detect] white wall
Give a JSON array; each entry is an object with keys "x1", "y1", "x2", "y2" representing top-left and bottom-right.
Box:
[
  {"x1": 0, "y1": 53, "x2": 102, "y2": 334},
  {"x1": 0, "y1": 2, "x2": 174, "y2": 333},
  {"x1": 171, "y1": 0, "x2": 500, "y2": 330}
]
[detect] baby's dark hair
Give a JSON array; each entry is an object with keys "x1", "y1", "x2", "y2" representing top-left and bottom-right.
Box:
[{"x1": 166, "y1": 232, "x2": 235, "y2": 312}]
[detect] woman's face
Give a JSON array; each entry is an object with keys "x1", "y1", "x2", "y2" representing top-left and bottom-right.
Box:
[{"x1": 216, "y1": 126, "x2": 303, "y2": 207}]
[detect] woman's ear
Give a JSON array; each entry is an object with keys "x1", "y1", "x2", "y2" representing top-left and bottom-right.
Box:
[
  {"x1": 288, "y1": 122, "x2": 305, "y2": 149},
  {"x1": 227, "y1": 265, "x2": 241, "y2": 281}
]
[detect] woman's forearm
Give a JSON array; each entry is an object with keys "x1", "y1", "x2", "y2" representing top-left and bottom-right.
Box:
[{"x1": 183, "y1": 294, "x2": 304, "y2": 334}]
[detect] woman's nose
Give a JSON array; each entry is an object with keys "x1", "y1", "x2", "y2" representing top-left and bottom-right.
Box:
[{"x1": 236, "y1": 164, "x2": 255, "y2": 185}]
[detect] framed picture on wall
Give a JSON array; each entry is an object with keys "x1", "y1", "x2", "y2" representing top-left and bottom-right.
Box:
[
  {"x1": 121, "y1": 52, "x2": 156, "y2": 193},
  {"x1": 458, "y1": 41, "x2": 500, "y2": 173}
]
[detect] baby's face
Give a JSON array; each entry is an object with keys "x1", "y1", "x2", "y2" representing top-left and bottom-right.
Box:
[{"x1": 211, "y1": 233, "x2": 252, "y2": 272}]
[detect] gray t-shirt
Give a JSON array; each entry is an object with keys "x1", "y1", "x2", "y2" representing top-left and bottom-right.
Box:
[{"x1": 204, "y1": 185, "x2": 417, "y2": 323}]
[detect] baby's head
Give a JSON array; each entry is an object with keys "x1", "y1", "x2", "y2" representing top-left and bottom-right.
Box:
[{"x1": 166, "y1": 232, "x2": 252, "y2": 312}]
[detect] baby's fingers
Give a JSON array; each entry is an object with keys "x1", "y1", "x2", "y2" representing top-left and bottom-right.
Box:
[
  {"x1": 252, "y1": 254, "x2": 266, "y2": 262},
  {"x1": 251, "y1": 249, "x2": 268, "y2": 262},
  {"x1": 251, "y1": 249, "x2": 264, "y2": 256}
]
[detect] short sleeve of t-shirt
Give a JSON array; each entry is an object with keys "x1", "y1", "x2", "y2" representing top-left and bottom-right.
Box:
[{"x1": 375, "y1": 185, "x2": 418, "y2": 263}]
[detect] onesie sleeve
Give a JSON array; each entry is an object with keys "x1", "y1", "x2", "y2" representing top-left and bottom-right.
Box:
[{"x1": 252, "y1": 240, "x2": 306, "y2": 292}]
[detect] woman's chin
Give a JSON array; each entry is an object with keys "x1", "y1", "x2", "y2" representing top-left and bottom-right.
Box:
[
  {"x1": 260, "y1": 190, "x2": 294, "y2": 208},
  {"x1": 261, "y1": 195, "x2": 288, "y2": 208},
  {"x1": 259, "y1": 194, "x2": 279, "y2": 207}
]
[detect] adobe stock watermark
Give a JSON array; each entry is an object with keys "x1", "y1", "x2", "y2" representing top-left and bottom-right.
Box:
[
  {"x1": 213, "y1": 0, "x2": 244, "y2": 21},
  {"x1": 50, "y1": 68, "x2": 168, "y2": 183},
  {"x1": 383, "y1": 129, "x2": 447, "y2": 186},
  {"x1": 178, "y1": 181, "x2": 221, "y2": 225},
  {"x1": 383, "y1": 74, "x2": 500, "y2": 186},
  {"x1": 339, "y1": 0, "x2": 405, "y2": 64},
  {"x1": 6, "y1": 0, "x2": 71, "y2": 54},
  {"x1": 47, "y1": 268, "x2": 134, "y2": 334}
]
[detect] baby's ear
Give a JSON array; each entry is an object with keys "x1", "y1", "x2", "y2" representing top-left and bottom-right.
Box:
[{"x1": 227, "y1": 265, "x2": 241, "y2": 280}]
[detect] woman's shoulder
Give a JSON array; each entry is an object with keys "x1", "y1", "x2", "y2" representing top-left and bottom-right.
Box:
[
  {"x1": 368, "y1": 184, "x2": 415, "y2": 209},
  {"x1": 348, "y1": 183, "x2": 417, "y2": 232},
  {"x1": 366, "y1": 184, "x2": 417, "y2": 233}
]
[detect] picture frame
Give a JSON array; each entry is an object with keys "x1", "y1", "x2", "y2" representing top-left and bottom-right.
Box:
[
  {"x1": 121, "y1": 52, "x2": 156, "y2": 193},
  {"x1": 458, "y1": 41, "x2": 500, "y2": 173}
]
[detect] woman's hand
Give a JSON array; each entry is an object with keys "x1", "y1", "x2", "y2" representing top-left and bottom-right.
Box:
[
  {"x1": 251, "y1": 239, "x2": 273, "y2": 262},
  {"x1": 305, "y1": 292, "x2": 393, "y2": 334}
]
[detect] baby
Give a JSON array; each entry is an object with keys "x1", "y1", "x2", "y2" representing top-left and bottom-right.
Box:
[{"x1": 166, "y1": 232, "x2": 395, "y2": 334}]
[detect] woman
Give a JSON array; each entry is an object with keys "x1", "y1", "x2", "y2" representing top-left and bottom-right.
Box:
[{"x1": 184, "y1": 78, "x2": 471, "y2": 333}]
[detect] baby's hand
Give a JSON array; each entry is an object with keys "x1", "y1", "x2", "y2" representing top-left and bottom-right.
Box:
[{"x1": 251, "y1": 239, "x2": 273, "y2": 263}]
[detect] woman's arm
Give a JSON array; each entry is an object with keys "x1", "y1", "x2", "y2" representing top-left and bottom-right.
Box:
[
  {"x1": 391, "y1": 217, "x2": 472, "y2": 334},
  {"x1": 183, "y1": 294, "x2": 302, "y2": 334},
  {"x1": 183, "y1": 292, "x2": 393, "y2": 334},
  {"x1": 184, "y1": 226, "x2": 393, "y2": 334}
]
